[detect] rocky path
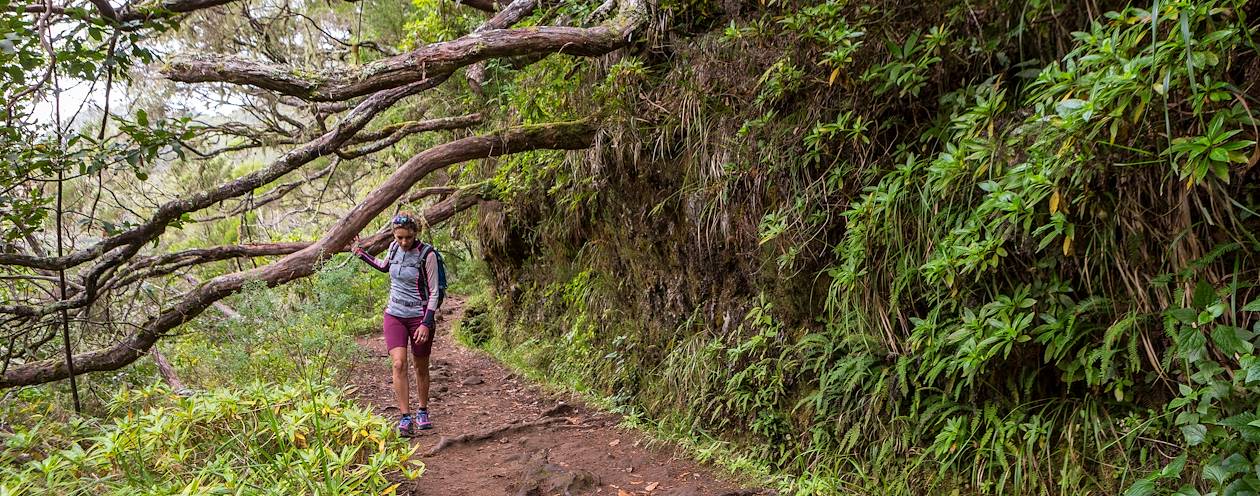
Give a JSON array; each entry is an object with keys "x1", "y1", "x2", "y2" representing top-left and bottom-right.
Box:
[{"x1": 346, "y1": 298, "x2": 769, "y2": 496}]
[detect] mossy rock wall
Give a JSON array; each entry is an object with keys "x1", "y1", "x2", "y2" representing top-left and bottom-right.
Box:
[{"x1": 472, "y1": 0, "x2": 1260, "y2": 493}]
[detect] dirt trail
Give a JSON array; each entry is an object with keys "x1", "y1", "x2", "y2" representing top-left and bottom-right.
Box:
[{"x1": 346, "y1": 298, "x2": 769, "y2": 496}]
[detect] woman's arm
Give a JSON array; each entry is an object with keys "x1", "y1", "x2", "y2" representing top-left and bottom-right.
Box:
[{"x1": 353, "y1": 237, "x2": 390, "y2": 273}]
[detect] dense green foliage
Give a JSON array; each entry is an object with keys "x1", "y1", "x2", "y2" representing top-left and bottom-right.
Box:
[
  {"x1": 1, "y1": 262, "x2": 419, "y2": 495},
  {"x1": 8, "y1": 0, "x2": 1260, "y2": 492},
  {"x1": 1, "y1": 383, "x2": 419, "y2": 495},
  {"x1": 462, "y1": 0, "x2": 1260, "y2": 494}
]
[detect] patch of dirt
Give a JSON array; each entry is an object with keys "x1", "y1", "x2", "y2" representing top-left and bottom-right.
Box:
[{"x1": 346, "y1": 298, "x2": 771, "y2": 496}]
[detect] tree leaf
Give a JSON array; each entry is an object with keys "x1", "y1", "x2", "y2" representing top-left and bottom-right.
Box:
[
  {"x1": 1161, "y1": 454, "x2": 1188, "y2": 478},
  {"x1": 1181, "y1": 423, "x2": 1207, "y2": 445},
  {"x1": 1211, "y1": 326, "x2": 1252, "y2": 355},
  {"x1": 1245, "y1": 357, "x2": 1260, "y2": 384},
  {"x1": 1169, "y1": 308, "x2": 1198, "y2": 324},
  {"x1": 1124, "y1": 479, "x2": 1156, "y2": 496},
  {"x1": 1192, "y1": 280, "x2": 1217, "y2": 309},
  {"x1": 1242, "y1": 298, "x2": 1260, "y2": 312}
]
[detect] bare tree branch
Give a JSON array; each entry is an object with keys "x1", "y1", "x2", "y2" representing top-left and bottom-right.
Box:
[
  {"x1": 404, "y1": 186, "x2": 461, "y2": 204},
  {"x1": 338, "y1": 113, "x2": 483, "y2": 159},
  {"x1": 466, "y1": 0, "x2": 543, "y2": 95},
  {"x1": 1, "y1": 120, "x2": 595, "y2": 387},
  {"x1": 85, "y1": 0, "x2": 118, "y2": 20},
  {"x1": 99, "y1": 242, "x2": 313, "y2": 291},
  {"x1": 129, "y1": 243, "x2": 314, "y2": 270},
  {"x1": 455, "y1": 0, "x2": 500, "y2": 13},
  {"x1": 355, "y1": 189, "x2": 480, "y2": 252},
  {"x1": 121, "y1": 189, "x2": 471, "y2": 277},
  {"x1": 194, "y1": 162, "x2": 338, "y2": 222},
  {"x1": 21, "y1": 0, "x2": 244, "y2": 24},
  {"x1": 162, "y1": 0, "x2": 645, "y2": 101},
  {"x1": 0, "y1": 76, "x2": 444, "y2": 272}
]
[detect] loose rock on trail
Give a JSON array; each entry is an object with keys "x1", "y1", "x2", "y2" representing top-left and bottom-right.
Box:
[{"x1": 347, "y1": 298, "x2": 770, "y2": 496}]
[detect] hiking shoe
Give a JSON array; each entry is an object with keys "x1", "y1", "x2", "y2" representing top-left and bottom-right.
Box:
[
  {"x1": 398, "y1": 413, "x2": 415, "y2": 436},
  {"x1": 415, "y1": 410, "x2": 432, "y2": 430}
]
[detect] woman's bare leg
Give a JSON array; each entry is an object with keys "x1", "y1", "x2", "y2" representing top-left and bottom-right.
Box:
[
  {"x1": 413, "y1": 355, "x2": 430, "y2": 410},
  {"x1": 389, "y1": 347, "x2": 411, "y2": 413}
]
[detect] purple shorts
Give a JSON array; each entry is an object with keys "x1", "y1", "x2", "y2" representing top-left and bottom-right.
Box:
[{"x1": 383, "y1": 312, "x2": 435, "y2": 358}]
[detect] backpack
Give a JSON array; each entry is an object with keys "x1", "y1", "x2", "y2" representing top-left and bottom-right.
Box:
[
  {"x1": 390, "y1": 242, "x2": 447, "y2": 308},
  {"x1": 419, "y1": 243, "x2": 448, "y2": 308}
]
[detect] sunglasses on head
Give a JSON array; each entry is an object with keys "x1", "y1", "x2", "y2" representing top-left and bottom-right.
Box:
[{"x1": 392, "y1": 214, "x2": 415, "y2": 226}]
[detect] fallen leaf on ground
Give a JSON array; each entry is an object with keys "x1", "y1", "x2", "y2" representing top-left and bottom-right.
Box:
[
  {"x1": 645, "y1": 482, "x2": 660, "y2": 492},
  {"x1": 609, "y1": 439, "x2": 621, "y2": 447}
]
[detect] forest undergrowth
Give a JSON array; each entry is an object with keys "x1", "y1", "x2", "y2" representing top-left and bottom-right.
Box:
[
  {"x1": 5, "y1": 0, "x2": 1260, "y2": 493},
  {"x1": 0, "y1": 261, "x2": 424, "y2": 495}
]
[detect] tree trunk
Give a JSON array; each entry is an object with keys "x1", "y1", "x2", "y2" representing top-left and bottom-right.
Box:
[{"x1": 149, "y1": 348, "x2": 189, "y2": 394}]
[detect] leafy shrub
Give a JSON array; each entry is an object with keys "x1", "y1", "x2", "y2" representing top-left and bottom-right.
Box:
[
  {"x1": 170, "y1": 260, "x2": 384, "y2": 388},
  {"x1": 0, "y1": 382, "x2": 420, "y2": 495},
  {"x1": 1, "y1": 259, "x2": 417, "y2": 495}
]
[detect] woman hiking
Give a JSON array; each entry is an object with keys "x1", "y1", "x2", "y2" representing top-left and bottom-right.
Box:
[{"x1": 352, "y1": 212, "x2": 441, "y2": 435}]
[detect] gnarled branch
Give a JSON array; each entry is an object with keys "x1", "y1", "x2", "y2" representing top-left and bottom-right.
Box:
[
  {"x1": 456, "y1": 0, "x2": 500, "y2": 13},
  {"x1": 161, "y1": 0, "x2": 645, "y2": 101},
  {"x1": 0, "y1": 76, "x2": 444, "y2": 272},
  {"x1": 0, "y1": 120, "x2": 595, "y2": 387},
  {"x1": 22, "y1": 0, "x2": 243, "y2": 25},
  {"x1": 338, "y1": 113, "x2": 484, "y2": 159},
  {"x1": 466, "y1": 0, "x2": 543, "y2": 95}
]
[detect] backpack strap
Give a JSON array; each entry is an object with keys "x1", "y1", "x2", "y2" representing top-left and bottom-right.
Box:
[
  {"x1": 417, "y1": 243, "x2": 434, "y2": 282},
  {"x1": 416, "y1": 243, "x2": 440, "y2": 327}
]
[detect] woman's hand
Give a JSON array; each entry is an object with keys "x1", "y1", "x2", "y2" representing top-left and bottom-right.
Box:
[
  {"x1": 351, "y1": 235, "x2": 365, "y2": 255},
  {"x1": 412, "y1": 325, "x2": 431, "y2": 345}
]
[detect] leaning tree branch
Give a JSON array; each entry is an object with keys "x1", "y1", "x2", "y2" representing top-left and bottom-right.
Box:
[
  {"x1": 346, "y1": 113, "x2": 478, "y2": 145},
  {"x1": 121, "y1": 189, "x2": 475, "y2": 283},
  {"x1": 21, "y1": 0, "x2": 244, "y2": 25},
  {"x1": 103, "y1": 242, "x2": 313, "y2": 291},
  {"x1": 0, "y1": 121, "x2": 595, "y2": 387},
  {"x1": 338, "y1": 113, "x2": 483, "y2": 160},
  {"x1": 1, "y1": 242, "x2": 143, "y2": 320},
  {"x1": 190, "y1": 114, "x2": 480, "y2": 221},
  {"x1": 85, "y1": 0, "x2": 118, "y2": 20},
  {"x1": 456, "y1": 0, "x2": 500, "y2": 13},
  {"x1": 404, "y1": 186, "x2": 461, "y2": 204},
  {"x1": 161, "y1": 0, "x2": 645, "y2": 101},
  {"x1": 0, "y1": 76, "x2": 444, "y2": 272},
  {"x1": 194, "y1": 162, "x2": 339, "y2": 223},
  {"x1": 466, "y1": 0, "x2": 544, "y2": 94},
  {"x1": 355, "y1": 190, "x2": 482, "y2": 253},
  {"x1": 129, "y1": 243, "x2": 314, "y2": 270}
]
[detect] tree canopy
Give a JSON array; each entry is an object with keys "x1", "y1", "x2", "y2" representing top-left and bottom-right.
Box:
[{"x1": 0, "y1": 0, "x2": 644, "y2": 387}]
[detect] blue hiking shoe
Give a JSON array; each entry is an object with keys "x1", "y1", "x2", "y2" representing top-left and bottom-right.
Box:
[
  {"x1": 415, "y1": 409, "x2": 432, "y2": 430},
  {"x1": 398, "y1": 413, "x2": 415, "y2": 436}
]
